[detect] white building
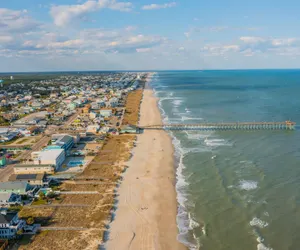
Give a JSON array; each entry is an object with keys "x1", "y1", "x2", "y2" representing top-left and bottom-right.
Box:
[
  {"x1": 89, "y1": 111, "x2": 98, "y2": 119},
  {"x1": 100, "y1": 109, "x2": 112, "y2": 117},
  {"x1": 31, "y1": 149, "x2": 65, "y2": 170}
]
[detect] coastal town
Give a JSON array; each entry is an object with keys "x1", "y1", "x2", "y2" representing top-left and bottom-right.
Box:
[{"x1": 0, "y1": 72, "x2": 147, "y2": 249}]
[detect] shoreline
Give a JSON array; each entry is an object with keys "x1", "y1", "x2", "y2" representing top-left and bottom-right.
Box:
[{"x1": 106, "y1": 77, "x2": 186, "y2": 249}]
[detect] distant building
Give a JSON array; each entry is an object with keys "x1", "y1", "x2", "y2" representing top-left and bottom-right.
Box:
[
  {"x1": 86, "y1": 125, "x2": 100, "y2": 133},
  {"x1": 83, "y1": 104, "x2": 91, "y2": 113},
  {"x1": 100, "y1": 109, "x2": 112, "y2": 117},
  {"x1": 0, "y1": 211, "x2": 25, "y2": 239},
  {"x1": 89, "y1": 111, "x2": 97, "y2": 119},
  {"x1": 31, "y1": 149, "x2": 65, "y2": 170},
  {"x1": 14, "y1": 164, "x2": 55, "y2": 175}
]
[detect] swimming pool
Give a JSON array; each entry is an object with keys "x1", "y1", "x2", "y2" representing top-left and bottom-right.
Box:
[{"x1": 68, "y1": 160, "x2": 86, "y2": 167}]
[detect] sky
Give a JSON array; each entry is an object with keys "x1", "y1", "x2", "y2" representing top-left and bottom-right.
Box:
[{"x1": 1, "y1": 0, "x2": 300, "y2": 72}]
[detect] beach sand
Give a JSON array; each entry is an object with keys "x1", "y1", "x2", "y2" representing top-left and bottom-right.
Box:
[{"x1": 106, "y1": 83, "x2": 186, "y2": 250}]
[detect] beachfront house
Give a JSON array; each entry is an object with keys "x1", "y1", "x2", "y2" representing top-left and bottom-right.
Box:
[
  {"x1": 0, "y1": 193, "x2": 21, "y2": 206},
  {"x1": 119, "y1": 125, "x2": 140, "y2": 134},
  {"x1": 0, "y1": 211, "x2": 25, "y2": 239},
  {"x1": 0, "y1": 182, "x2": 30, "y2": 195}
]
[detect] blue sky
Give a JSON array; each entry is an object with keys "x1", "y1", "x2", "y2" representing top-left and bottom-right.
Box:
[{"x1": 1, "y1": 0, "x2": 300, "y2": 72}]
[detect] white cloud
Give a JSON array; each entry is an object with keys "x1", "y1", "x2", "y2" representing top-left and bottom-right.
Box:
[
  {"x1": 136, "y1": 48, "x2": 151, "y2": 53},
  {"x1": 0, "y1": 35, "x2": 13, "y2": 44},
  {"x1": 125, "y1": 26, "x2": 137, "y2": 31},
  {"x1": 0, "y1": 8, "x2": 40, "y2": 32},
  {"x1": 240, "y1": 36, "x2": 265, "y2": 44},
  {"x1": 142, "y1": 2, "x2": 176, "y2": 10},
  {"x1": 50, "y1": 0, "x2": 133, "y2": 27}
]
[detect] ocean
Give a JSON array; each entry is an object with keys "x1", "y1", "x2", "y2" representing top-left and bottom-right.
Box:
[{"x1": 150, "y1": 70, "x2": 300, "y2": 250}]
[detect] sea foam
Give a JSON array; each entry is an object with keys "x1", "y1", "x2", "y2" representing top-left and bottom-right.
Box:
[
  {"x1": 239, "y1": 180, "x2": 258, "y2": 191},
  {"x1": 250, "y1": 217, "x2": 269, "y2": 228}
]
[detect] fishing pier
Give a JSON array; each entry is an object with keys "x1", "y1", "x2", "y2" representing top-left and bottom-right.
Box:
[{"x1": 139, "y1": 121, "x2": 296, "y2": 131}]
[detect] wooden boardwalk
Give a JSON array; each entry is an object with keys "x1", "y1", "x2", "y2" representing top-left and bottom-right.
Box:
[{"x1": 140, "y1": 121, "x2": 296, "y2": 131}]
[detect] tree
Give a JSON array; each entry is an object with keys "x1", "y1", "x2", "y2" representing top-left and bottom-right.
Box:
[
  {"x1": 17, "y1": 229, "x2": 23, "y2": 235},
  {"x1": 39, "y1": 192, "x2": 46, "y2": 200},
  {"x1": 26, "y1": 216, "x2": 35, "y2": 225},
  {"x1": 47, "y1": 192, "x2": 56, "y2": 199}
]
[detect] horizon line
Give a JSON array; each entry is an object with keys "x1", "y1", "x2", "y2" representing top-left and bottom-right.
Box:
[{"x1": 1, "y1": 68, "x2": 300, "y2": 74}]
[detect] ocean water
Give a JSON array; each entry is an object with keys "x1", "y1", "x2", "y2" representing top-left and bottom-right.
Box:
[{"x1": 150, "y1": 70, "x2": 300, "y2": 250}]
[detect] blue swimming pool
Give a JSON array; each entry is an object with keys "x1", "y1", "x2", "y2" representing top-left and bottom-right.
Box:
[{"x1": 68, "y1": 160, "x2": 86, "y2": 167}]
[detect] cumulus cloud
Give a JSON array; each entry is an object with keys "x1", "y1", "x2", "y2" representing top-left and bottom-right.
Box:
[
  {"x1": 202, "y1": 44, "x2": 240, "y2": 55},
  {"x1": 239, "y1": 36, "x2": 300, "y2": 54},
  {"x1": 142, "y1": 2, "x2": 176, "y2": 10},
  {"x1": 107, "y1": 34, "x2": 166, "y2": 53},
  {"x1": 50, "y1": 0, "x2": 133, "y2": 27},
  {"x1": 136, "y1": 48, "x2": 151, "y2": 53},
  {"x1": 240, "y1": 36, "x2": 265, "y2": 44},
  {"x1": 0, "y1": 8, "x2": 40, "y2": 32},
  {"x1": 6, "y1": 25, "x2": 166, "y2": 58},
  {"x1": 0, "y1": 35, "x2": 13, "y2": 44}
]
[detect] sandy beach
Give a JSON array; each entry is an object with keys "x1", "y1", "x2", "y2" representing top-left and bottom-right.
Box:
[{"x1": 106, "y1": 82, "x2": 186, "y2": 250}]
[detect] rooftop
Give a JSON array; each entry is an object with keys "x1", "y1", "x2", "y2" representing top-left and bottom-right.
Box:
[
  {"x1": 0, "y1": 181, "x2": 28, "y2": 191},
  {"x1": 0, "y1": 212, "x2": 17, "y2": 224},
  {"x1": 9, "y1": 173, "x2": 45, "y2": 182},
  {"x1": 14, "y1": 164, "x2": 54, "y2": 168},
  {"x1": 37, "y1": 149, "x2": 64, "y2": 160}
]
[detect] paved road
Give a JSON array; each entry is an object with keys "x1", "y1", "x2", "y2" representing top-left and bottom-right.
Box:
[
  {"x1": 63, "y1": 109, "x2": 82, "y2": 127},
  {"x1": 0, "y1": 136, "x2": 50, "y2": 182},
  {"x1": 16, "y1": 136, "x2": 50, "y2": 161}
]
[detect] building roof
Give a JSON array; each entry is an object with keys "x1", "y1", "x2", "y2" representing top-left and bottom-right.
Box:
[
  {"x1": 0, "y1": 193, "x2": 13, "y2": 201},
  {"x1": 38, "y1": 149, "x2": 64, "y2": 160},
  {"x1": 58, "y1": 135, "x2": 73, "y2": 144},
  {"x1": 0, "y1": 181, "x2": 28, "y2": 191},
  {"x1": 0, "y1": 212, "x2": 17, "y2": 224},
  {"x1": 14, "y1": 164, "x2": 54, "y2": 169},
  {"x1": 9, "y1": 174, "x2": 45, "y2": 182}
]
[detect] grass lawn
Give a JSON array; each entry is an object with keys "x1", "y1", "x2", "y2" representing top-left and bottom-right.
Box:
[{"x1": 31, "y1": 199, "x2": 48, "y2": 206}]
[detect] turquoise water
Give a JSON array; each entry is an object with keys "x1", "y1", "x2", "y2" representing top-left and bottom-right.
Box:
[
  {"x1": 68, "y1": 160, "x2": 86, "y2": 167},
  {"x1": 151, "y1": 70, "x2": 300, "y2": 250}
]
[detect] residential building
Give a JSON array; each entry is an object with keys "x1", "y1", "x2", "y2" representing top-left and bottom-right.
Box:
[
  {"x1": 83, "y1": 104, "x2": 91, "y2": 113},
  {"x1": 9, "y1": 174, "x2": 46, "y2": 187},
  {"x1": 51, "y1": 135, "x2": 74, "y2": 151},
  {"x1": 89, "y1": 111, "x2": 97, "y2": 119},
  {"x1": 0, "y1": 193, "x2": 21, "y2": 206},
  {"x1": 87, "y1": 125, "x2": 100, "y2": 133},
  {"x1": 0, "y1": 157, "x2": 6, "y2": 167},
  {"x1": 0, "y1": 211, "x2": 25, "y2": 239},
  {"x1": 119, "y1": 125, "x2": 140, "y2": 134},
  {"x1": 31, "y1": 149, "x2": 65, "y2": 170},
  {"x1": 0, "y1": 182, "x2": 30, "y2": 195},
  {"x1": 14, "y1": 164, "x2": 55, "y2": 174},
  {"x1": 100, "y1": 109, "x2": 112, "y2": 117}
]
